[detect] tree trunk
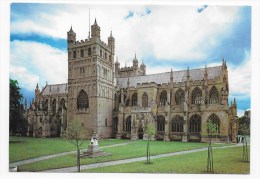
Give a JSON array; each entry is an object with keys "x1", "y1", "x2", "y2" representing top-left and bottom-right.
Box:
[
  {"x1": 207, "y1": 135, "x2": 214, "y2": 173},
  {"x1": 243, "y1": 136, "x2": 249, "y2": 162},
  {"x1": 77, "y1": 148, "x2": 80, "y2": 172}
]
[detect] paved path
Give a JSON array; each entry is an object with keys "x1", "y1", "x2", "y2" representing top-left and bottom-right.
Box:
[
  {"x1": 9, "y1": 141, "x2": 133, "y2": 168},
  {"x1": 42, "y1": 144, "x2": 243, "y2": 173}
]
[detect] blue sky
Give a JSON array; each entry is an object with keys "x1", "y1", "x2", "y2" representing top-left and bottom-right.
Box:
[{"x1": 10, "y1": 3, "x2": 251, "y2": 116}]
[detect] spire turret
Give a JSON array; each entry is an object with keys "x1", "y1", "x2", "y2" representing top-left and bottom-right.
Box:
[
  {"x1": 170, "y1": 68, "x2": 173, "y2": 83},
  {"x1": 91, "y1": 18, "x2": 100, "y2": 38},
  {"x1": 133, "y1": 52, "x2": 138, "y2": 70},
  {"x1": 67, "y1": 26, "x2": 76, "y2": 46}
]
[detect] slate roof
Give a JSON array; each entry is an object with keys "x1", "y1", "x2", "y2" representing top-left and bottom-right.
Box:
[
  {"x1": 41, "y1": 83, "x2": 68, "y2": 96},
  {"x1": 116, "y1": 66, "x2": 223, "y2": 88}
]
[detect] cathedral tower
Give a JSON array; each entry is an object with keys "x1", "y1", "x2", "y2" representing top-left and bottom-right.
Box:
[{"x1": 67, "y1": 19, "x2": 115, "y2": 138}]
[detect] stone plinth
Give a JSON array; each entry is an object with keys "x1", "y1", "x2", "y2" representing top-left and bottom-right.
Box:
[{"x1": 82, "y1": 144, "x2": 110, "y2": 158}]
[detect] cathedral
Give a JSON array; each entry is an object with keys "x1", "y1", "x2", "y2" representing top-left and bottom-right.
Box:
[{"x1": 25, "y1": 19, "x2": 238, "y2": 143}]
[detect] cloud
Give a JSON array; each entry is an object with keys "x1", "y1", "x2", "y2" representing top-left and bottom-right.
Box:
[
  {"x1": 11, "y1": 4, "x2": 242, "y2": 63},
  {"x1": 10, "y1": 40, "x2": 67, "y2": 91},
  {"x1": 228, "y1": 50, "x2": 251, "y2": 97}
]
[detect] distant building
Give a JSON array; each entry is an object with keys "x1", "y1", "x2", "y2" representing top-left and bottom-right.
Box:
[{"x1": 25, "y1": 19, "x2": 238, "y2": 143}]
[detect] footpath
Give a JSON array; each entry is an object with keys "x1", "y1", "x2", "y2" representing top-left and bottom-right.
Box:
[
  {"x1": 9, "y1": 141, "x2": 133, "y2": 168},
  {"x1": 42, "y1": 144, "x2": 243, "y2": 173}
]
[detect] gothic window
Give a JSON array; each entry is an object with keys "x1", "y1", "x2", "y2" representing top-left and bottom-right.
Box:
[
  {"x1": 160, "y1": 90, "x2": 167, "y2": 106},
  {"x1": 113, "y1": 117, "x2": 118, "y2": 133},
  {"x1": 192, "y1": 87, "x2": 202, "y2": 104},
  {"x1": 209, "y1": 86, "x2": 219, "y2": 104},
  {"x1": 157, "y1": 115, "x2": 165, "y2": 132},
  {"x1": 43, "y1": 99, "x2": 48, "y2": 111},
  {"x1": 131, "y1": 92, "x2": 138, "y2": 106},
  {"x1": 80, "y1": 49, "x2": 84, "y2": 57},
  {"x1": 125, "y1": 116, "x2": 131, "y2": 132},
  {"x1": 100, "y1": 49, "x2": 102, "y2": 57},
  {"x1": 51, "y1": 99, "x2": 56, "y2": 112},
  {"x1": 77, "y1": 90, "x2": 89, "y2": 110},
  {"x1": 207, "y1": 113, "x2": 220, "y2": 133},
  {"x1": 39, "y1": 117, "x2": 42, "y2": 123},
  {"x1": 105, "y1": 119, "x2": 107, "y2": 127},
  {"x1": 175, "y1": 88, "x2": 185, "y2": 106},
  {"x1": 142, "y1": 93, "x2": 148, "y2": 107},
  {"x1": 190, "y1": 114, "x2": 201, "y2": 133},
  {"x1": 73, "y1": 51, "x2": 77, "y2": 58},
  {"x1": 171, "y1": 115, "x2": 184, "y2": 132},
  {"x1": 59, "y1": 98, "x2": 66, "y2": 111},
  {"x1": 109, "y1": 55, "x2": 112, "y2": 62},
  {"x1": 88, "y1": 48, "x2": 91, "y2": 56},
  {"x1": 105, "y1": 52, "x2": 107, "y2": 59}
]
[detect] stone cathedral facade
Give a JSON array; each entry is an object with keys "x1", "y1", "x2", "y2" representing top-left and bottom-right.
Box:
[{"x1": 25, "y1": 19, "x2": 238, "y2": 143}]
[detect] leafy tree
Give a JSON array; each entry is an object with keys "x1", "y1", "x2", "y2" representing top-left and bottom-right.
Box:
[
  {"x1": 144, "y1": 123, "x2": 155, "y2": 164},
  {"x1": 62, "y1": 118, "x2": 88, "y2": 172},
  {"x1": 9, "y1": 79, "x2": 28, "y2": 135},
  {"x1": 205, "y1": 119, "x2": 218, "y2": 173}
]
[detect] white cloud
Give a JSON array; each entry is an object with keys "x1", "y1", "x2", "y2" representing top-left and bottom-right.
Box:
[
  {"x1": 10, "y1": 40, "x2": 67, "y2": 91},
  {"x1": 228, "y1": 50, "x2": 251, "y2": 97},
  {"x1": 11, "y1": 5, "x2": 241, "y2": 63},
  {"x1": 10, "y1": 66, "x2": 39, "y2": 90}
]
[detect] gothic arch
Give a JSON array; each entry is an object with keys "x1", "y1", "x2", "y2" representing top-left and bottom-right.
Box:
[
  {"x1": 207, "y1": 113, "x2": 220, "y2": 133},
  {"x1": 192, "y1": 87, "x2": 202, "y2": 104},
  {"x1": 125, "y1": 116, "x2": 131, "y2": 132},
  {"x1": 77, "y1": 90, "x2": 89, "y2": 110},
  {"x1": 131, "y1": 92, "x2": 138, "y2": 106},
  {"x1": 51, "y1": 99, "x2": 56, "y2": 112},
  {"x1": 59, "y1": 98, "x2": 66, "y2": 111},
  {"x1": 160, "y1": 90, "x2": 167, "y2": 106},
  {"x1": 209, "y1": 86, "x2": 219, "y2": 104},
  {"x1": 175, "y1": 88, "x2": 185, "y2": 106},
  {"x1": 171, "y1": 115, "x2": 184, "y2": 132},
  {"x1": 142, "y1": 92, "x2": 148, "y2": 107},
  {"x1": 157, "y1": 115, "x2": 165, "y2": 132},
  {"x1": 189, "y1": 114, "x2": 201, "y2": 133}
]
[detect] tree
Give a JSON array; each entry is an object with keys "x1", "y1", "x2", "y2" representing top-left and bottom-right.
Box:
[
  {"x1": 62, "y1": 118, "x2": 88, "y2": 172},
  {"x1": 205, "y1": 119, "x2": 218, "y2": 173},
  {"x1": 238, "y1": 113, "x2": 250, "y2": 162},
  {"x1": 9, "y1": 79, "x2": 28, "y2": 135},
  {"x1": 239, "y1": 123, "x2": 250, "y2": 162},
  {"x1": 144, "y1": 123, "x2": 155, "y2": 164}
]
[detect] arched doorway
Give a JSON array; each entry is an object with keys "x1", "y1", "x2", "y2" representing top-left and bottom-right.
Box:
[{"x1": 138, "y1": 127, "x2": 143, "y2": 139}]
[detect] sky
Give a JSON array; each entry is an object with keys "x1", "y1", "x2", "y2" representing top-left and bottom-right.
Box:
[{"x1": 9, "y1": 3, "x2": 251, "y2": 117}]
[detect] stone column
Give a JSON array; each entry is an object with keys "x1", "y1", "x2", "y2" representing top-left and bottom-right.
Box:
[
  {"x1": 164, "y1": 114, "x2": 170, "y2": 141},
  {"x1": 116, "y1": 113, "x2": 123, "y2": 139}
]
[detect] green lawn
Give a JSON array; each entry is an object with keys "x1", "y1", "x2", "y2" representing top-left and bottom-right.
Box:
[
  {"x1": 9, "y1": 136, "x2": 129, "y2": 162},
  {"x1": 18, "y1": 140, "x2": 230, "y2": 172},
  {"x1": 83, "y1": 146, "x2": 250, "y2": 174}
]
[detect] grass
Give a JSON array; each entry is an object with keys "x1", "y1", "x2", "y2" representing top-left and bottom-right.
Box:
[
  {"x1": 17, "y1": 140, "x2": 230, "y2": 172},
  {"x1": 9, "y1": 136, "x2": 129, "y2": 162},
  {"x1": 83, "y1": 146, "x2": 250, "y2": 174}
]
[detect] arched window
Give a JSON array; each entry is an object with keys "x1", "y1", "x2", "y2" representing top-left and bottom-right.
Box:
[
  {"x1": 39, "y1": 117, "x2": 42, "y2": 123},
  {"x1": 175, "y1": 88, "x2": 185, "y2": 106},
  {"x1": 100, "y1": 49, "x2": 102, "y2": 57},
  {"x1": 142, "y1": 93, "x2": 148, "y2": 107},
  {"x1": 160, "y1": 90, "x2": 167, "y2": 106},
  {"x1": 157, "y1": 115, "x2": 165, "y2": 132},
  {"x1": 125, "y1": 116, "x2": 131, "y2": 132},
  {"x1": 59, "y1": 98, "x2": 66, "y2": 111},
  {"x1": 73, "y1": 51, "x2": 77, "y2": 58},
  {"x1": 209, "y1": 86, "x2": 219, "y2": 104},
  {"x1": 43, "y1": 99, "x2": 48, "y2": 111},
  {"x1": 51, "y1": 99, "x2": 56, "y2": 112},
  {"x1": 171, "y1": 115, "x2": 184, "y2": 132},
  {"x1": 77, "y1": 90, "x2": 89, "y2": 110},
  {"x1": 105, "y1": 52, "x2": 107, "y2": 59},
  {"x1": 131, "y1": 92, "x2": 138, "y2": 106},
  {"x1": 88, "y1": 48, "x2": 91, "y2": 56},
  {"x1": 105, "y1": 119, "x2": 108, "y2": 127},
  {"x1": 207, "y1": 113, "x2": 220, "y2": 134},
  {"x1": 192, "y1": 87, "x2": 202, "y2": 104},
  {"x1": 113, "y1": 117, "x2": 118, "y2": 133},
  {"x1": 190, "y1": 114, "x2": 201, "y2": 133},
  {"x1": 80, "y1": 49, "x2": 84, "y2": 57}
]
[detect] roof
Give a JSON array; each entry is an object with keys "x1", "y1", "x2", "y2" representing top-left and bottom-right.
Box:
[
  {"x1": 116, "y1": 66, "x2": 223, "y2": 88},
  {"x1": 41, "y1": 83, "x2": 68, "y2": 96}
]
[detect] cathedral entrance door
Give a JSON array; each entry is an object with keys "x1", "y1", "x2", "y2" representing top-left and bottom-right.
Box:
[{"x1": 138, "y1": 128, "x2": 143, "y2": 139}]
